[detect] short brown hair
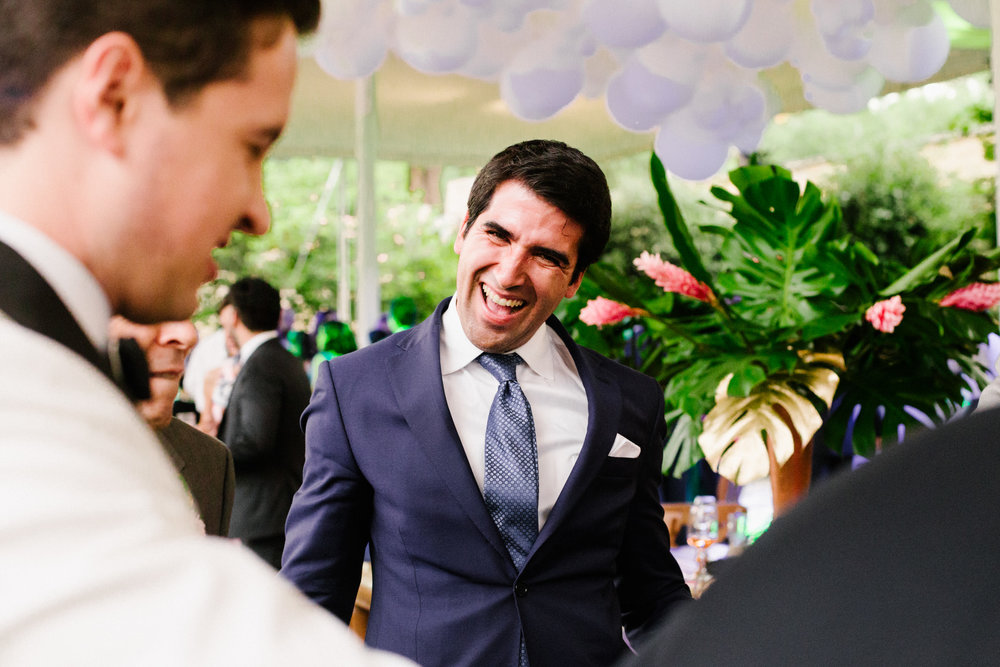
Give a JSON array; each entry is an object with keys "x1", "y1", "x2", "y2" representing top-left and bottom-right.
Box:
[{"x1": 0, "y1": 0, "x2": 320, "y2": 144}]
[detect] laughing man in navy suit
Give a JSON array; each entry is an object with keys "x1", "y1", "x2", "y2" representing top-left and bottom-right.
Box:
[{"x1": 281, "y1": 140, "x2": 691, "y2": 667}]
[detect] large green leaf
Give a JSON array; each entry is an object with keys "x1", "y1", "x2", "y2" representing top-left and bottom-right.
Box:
[
  {"x1": 650, "y1": 154, "x2": 712, "y2": 286},
  {"x1": 878, "y1": 230, "x2": 973, "y2": 296}
]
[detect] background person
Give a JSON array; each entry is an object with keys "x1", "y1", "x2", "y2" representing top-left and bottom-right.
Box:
[
  {"x1": 109, "y1": 315, "x2": 235, "y2": 537},
  {"x1": 217, "y1": 277, "x2": 311, "y2": 569},
  {"x1": 282, "y1": 139, "x2": 691, "y2": 667}
]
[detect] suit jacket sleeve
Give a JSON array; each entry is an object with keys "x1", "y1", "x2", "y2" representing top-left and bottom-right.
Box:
[
  {"x1": 616, "y1": 372, "x2": 692, "y2": 643},
  {"x1": 281, "y1": 358, "x2": 372, "y2": 623}
]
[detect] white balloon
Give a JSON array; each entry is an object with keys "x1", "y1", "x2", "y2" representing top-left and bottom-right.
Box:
[
  {"x1": 634, "y1": 33, "x2": 708, "y2": 83},
  {"x1": 395, "y1": 2, "x2": 479, "y2": 73},
  {"x1": 726, "y1": 0, "x2": 795, "y2": 68},
  {"x1": 501, "y1": 66, "x2": 585, "y2": 120},
  {"x1": 654, "y1": 115, "x2": 731, "y2": 181},
  {"x1": 822, "y1": 26, "x2": 872, "y2": 60},
  {"x1": 809, "y1": 0, "x2": 874, "y2": 60},
  {"x1": 500, "y1": 38, "x2": 585, "y2": 120},
  {"x1": 688, "y1": 74, "x2": 768, "y2": 144},
  {"x1": 790, "y1": 15, "x2": 870, "y2": 89},
  {"x1": 488, "y1": 0, "x2": 536, "y2": 31},
  {"x1": 657, "y1": 0, "x2": 752, "y2": 42},
  {"x1": 803, "y1": 67, "x2": 885, "y2": 113},
  {"x1": 314, "y1": 0, "x2": 389, "y2": 79},
  {"x1": 458, "y1": 22, "x2": 531, "y2": 80},
  {"x1": 947, "y1": 0, "x2": 991, "y2": 28},
  {"x1": 810, "y1": 0, "x2": 874, "y2": 35},
  {"x1": 868, "y1": 11, "x2": 950, "y2": 82},
  {"x1": 582, "y1": 0, "x2": 666, "y2": 48},
  {"x1": 605, "y1": 57, "x2": 694, "y2": 131}
]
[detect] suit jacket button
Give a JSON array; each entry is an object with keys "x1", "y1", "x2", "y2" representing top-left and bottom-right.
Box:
[{"x1": 515, "y1": 583, "x2": 528, "y2": 597}]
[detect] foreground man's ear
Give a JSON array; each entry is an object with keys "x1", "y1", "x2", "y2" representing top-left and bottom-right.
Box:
[{"x1": 72, "y1": 31, "x2": 149, "y2": 156}]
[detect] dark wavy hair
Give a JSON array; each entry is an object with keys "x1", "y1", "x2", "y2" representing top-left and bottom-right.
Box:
[
  {"x1": 223, "y1": 277, "x2": 282, "y2": 333},
  {"x1": 464, "y1": 139, "x2": 612, "y2": 282}
]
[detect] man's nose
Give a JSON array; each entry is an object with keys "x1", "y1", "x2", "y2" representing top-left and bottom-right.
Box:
[
  {"x1": 159, "y1": 320, "x2": 199, "y2": 353},
  {"x1": 494, "y1": 248, "x2": 528, "y2": 288},
  {"x1": 238, "y1": 185, "x2": 271, "y2": 236}
]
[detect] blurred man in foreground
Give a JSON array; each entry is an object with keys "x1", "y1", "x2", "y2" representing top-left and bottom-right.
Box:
[{"x1": 0, "y1": 1, "x2": 411, "y2": 663}]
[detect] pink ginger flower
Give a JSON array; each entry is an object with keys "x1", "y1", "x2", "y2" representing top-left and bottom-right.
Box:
[
  {"x1": 633, "y1": 251, "x2": 713, "y2": 303},
  {"x1": 865, "y1": 295, "x2": 905, "y2": 333},
  {"x1": 579, "y1": 297, "x2": 643, "y2": 327},
  {"x1": 939, "y1": 282, "x2": 1000, "y2": 312}
]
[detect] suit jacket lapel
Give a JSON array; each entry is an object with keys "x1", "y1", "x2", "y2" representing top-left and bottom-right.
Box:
[
  {"x1": 387, "y1": 298, "x2": 510, "y2": 560},
  {"x1": 534, "y1": 315, "x2": 623, "y2": 549},
  {"x1": 157, "y1": 428, "x2": 187, "y2": 476},
  {"x1": 0, "y1": 240, "x2": 110, "y2": 378}
]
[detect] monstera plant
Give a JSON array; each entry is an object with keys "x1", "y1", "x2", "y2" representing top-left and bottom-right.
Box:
[{"x1": 577, "y1": 157, "x2": 1000, "y2": 508}]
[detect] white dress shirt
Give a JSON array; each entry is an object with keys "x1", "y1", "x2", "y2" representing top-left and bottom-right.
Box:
[
  {"x1": 0, "y1": 210, "x2": 110, "y2": 349},
  {"x1": 239, "y1": 329, "x2": 279, "y2": 364},
  {"x1": 440, "y1": 299, "x2": 589, "y2": 530}
]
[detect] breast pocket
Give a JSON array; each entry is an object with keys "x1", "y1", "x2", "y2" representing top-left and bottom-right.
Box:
[{"x1": 597, "y1": 455, "x2": 639, "y2": 478}]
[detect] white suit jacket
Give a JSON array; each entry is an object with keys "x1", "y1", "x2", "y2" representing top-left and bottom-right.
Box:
[{"x1": 0, "y1": 315, "x2": 411, "y2": 666}]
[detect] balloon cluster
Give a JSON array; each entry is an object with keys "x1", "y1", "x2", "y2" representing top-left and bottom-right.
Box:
[{"x1": 315, "y1": 0, "x2": 987, "y2": 180}]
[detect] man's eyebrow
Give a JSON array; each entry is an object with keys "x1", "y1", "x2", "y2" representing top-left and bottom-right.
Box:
[{"x1": 480, "y1": 220, "x2": 511, "y2": 237}]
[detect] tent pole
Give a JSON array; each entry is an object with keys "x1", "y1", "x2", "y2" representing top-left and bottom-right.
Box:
[
  {"x1": 355, "y1": 74, "x2": 380, "y2": 347},
  {"x1": 336, "y1": 164, "x2": 350, "y2": 325}
]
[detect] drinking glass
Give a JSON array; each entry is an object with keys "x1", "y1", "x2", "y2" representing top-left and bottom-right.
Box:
[
  {"x1": 686, "y1": 495, "x2": 719, "y2": 596},
  {"x1": 726, "y1": 510, "x2": 749, "y2": 557}
]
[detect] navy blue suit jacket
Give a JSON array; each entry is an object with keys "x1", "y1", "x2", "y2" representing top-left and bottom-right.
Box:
[{"x1": 282, "y1": 299, "x2": 690, "y2": 666}]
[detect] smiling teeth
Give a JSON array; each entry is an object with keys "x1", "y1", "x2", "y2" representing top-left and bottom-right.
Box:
[{"x1": 482, "y1": 284, "x2": 524, "y2": 309}]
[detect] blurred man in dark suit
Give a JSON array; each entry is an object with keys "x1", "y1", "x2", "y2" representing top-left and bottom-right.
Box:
[
  {"x1": 218, "y1": 277, "x2": 311, "y2": 568},
  {"x1": 623, "y1": 408, "x2": 1000, "y2": 666}
]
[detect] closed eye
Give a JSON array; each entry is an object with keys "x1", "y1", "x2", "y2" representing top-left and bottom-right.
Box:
[
  {"x1": 482, "y1": 222, "x2": 511, "y2": 243},
  {"x1": 535, "y1": 249, "x2": 570, "y2": 270}
]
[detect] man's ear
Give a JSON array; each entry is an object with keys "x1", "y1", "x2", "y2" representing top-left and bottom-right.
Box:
[
  {"x1": 72, "y1": 32, "x2": 148, "y2": 156},
  {"x1": 565, "y1": 268, "x2": 585, "y2": 299},
  {"x1": 453, "y1": 211, "x2": 470, "y2": 254}
]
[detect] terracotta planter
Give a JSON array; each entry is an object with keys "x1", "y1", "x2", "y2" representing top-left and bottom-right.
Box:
[{"x1": 766, "y1": 404, "x2": 813, "y2": 517}]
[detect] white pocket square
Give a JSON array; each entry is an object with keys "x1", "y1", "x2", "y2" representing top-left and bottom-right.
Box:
[{"x1": 609, "y1": 434, "x2": 641, "y2": 458}]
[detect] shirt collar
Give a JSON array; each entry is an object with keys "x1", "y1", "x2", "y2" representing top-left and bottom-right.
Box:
[
  {"x1": 440, "y1": 296, "x2": 555, "y2": 380},
  {"x1": 239, "y1": 330, "x2": 278, "y2": 362},
  {"x1": 0, "y1": 209, "x2": 111, "y2": 349}
]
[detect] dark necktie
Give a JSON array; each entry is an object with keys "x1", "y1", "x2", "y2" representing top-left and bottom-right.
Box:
[
  {"x1": 479, "y1": 352, "x2": 538, "y2": 667},
  {"x1": 479, "y1": 353, "x2": 538, "y2": 568}
]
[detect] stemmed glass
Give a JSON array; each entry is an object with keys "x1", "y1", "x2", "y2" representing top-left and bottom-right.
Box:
[{"x1": 686, "y1": 495, "x2": 720, "y2": 597}]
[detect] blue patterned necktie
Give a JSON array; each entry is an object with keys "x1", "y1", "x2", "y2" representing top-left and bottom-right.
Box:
[
  {"x1": 478, "y1": 352, "x2": 539, "y2": 570},
  {"x1": 479, "y1": 352, "x2": 537, "y2": 667}
]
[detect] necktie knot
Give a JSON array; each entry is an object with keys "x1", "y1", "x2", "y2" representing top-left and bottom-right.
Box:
[{"x1": 478, "y1": 352, "x2": 522, "y2": 384}]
